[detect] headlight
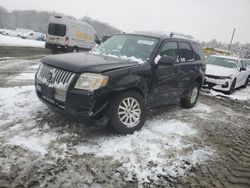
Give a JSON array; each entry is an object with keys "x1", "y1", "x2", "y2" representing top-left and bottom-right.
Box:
[{"x1": 74, "y1": 73, "x2": 109, "y2": 91}]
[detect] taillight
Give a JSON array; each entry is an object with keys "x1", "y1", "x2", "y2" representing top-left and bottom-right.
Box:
[{"x1": 65, "y1": 37, "x2": 69, "y2": 46}]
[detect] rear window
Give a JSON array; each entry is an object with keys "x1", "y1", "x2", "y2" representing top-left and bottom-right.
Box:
[{"x1": 48, "y1": 23, "x2": 66, "y2": 37}]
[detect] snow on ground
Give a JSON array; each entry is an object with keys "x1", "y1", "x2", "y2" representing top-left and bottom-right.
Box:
[
  {"x1": 0, "y1": 86, "x2": 45, "y2": 126},
  {"x1": 0, "y1": 35, "x2": 45, "y2": 48},
  {"x1": 76, "y1": 119, "x2": 214, "y2": 183},
  {"x1": 204, "y1": 86, "x2": 250, "y2": 102},
  {"x1": 190, "y1": 102, "x2": 213, "y2": 113},
  {"x1": 14, "y1": 72, "x2": 35, "y2": 80},
  {"x1": 8, "y1": 133, "x2": 57, "y2": 155},
  {"x1": 0, "y1": 85, "x2": 214, "y2": 183}
]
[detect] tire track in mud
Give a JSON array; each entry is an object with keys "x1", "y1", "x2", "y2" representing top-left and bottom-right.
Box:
[{"x1": 177, "y1": 95, "x2": 250, "y2": 188}]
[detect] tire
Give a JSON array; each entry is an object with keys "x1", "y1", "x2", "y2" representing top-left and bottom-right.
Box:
[
  {"x1": 180, "y1": 82, "x2": 200, "y2": 108},
  {"x1": 109, "y1": 91, "x2": 147, "y2": 134},
  {"x1": 226, "y1": 79, "x2": 236, "y2": 94},
  {"x1": 243, "y1": 76, "x2": 249, "y2": 88}
]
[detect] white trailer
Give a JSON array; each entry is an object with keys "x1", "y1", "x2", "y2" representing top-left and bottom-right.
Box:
[{"x1": 45, "y1": 15, "x2": 99, "y2": 53}]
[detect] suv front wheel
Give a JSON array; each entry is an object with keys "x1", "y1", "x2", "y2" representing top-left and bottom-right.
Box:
[
  {"x1": 180, "y1": 82, "x2": 200, "y2": 108},
  {"x1": 109, "y1": 91, "x2": 147, "y2": 134}
]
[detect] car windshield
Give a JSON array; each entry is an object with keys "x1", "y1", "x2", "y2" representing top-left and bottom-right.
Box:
[
  {"x1": 205, "y1": 56, "x2": 237, "y2": 69},
  {"x1": 245, "y1": 59, "x2": 250, "y2": 66},
  {"x1": 93, "y1": 34, "x2": 159, "y2": 62}
]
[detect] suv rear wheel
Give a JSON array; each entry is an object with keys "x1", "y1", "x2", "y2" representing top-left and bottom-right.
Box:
[
  {"x1": 180, "y1": 82, "x2": 200, "y2": 108},
  {"x1": 109, "y1": 91, "x2": 147, "y2": 134}
]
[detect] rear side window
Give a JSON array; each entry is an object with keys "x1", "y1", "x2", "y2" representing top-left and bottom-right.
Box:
[
  {"x1": 192, "y1": 43, "x2": 204, "y2": 60},
  {"x1": 158, "y1": 42, "x2": 178, "y2": 62},
  {"x1": 179, "y1": 42, "x2": 194, "y2": 62},
  {"x1": 48, "y1": 23, "x2": 66, "y2": 37}
]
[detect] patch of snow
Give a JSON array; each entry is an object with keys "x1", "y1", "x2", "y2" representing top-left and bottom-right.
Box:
[
  {"x1": 90, "y1": 51, "x2": 145, "y2": 64},
  {"x1": 190, "y1": 102, "x2": 213, "y2": 113},
  {"x1": 8, "y1": 133, "x2": 57, "y2": 155},
  {"x1": 28, "y1": 64, "x2": 40, "y2": 69},
  {"x1": 209, "y1": 87, "x2": 250, "y2": 101},
  {"x1": 14, "y1": 73, "x2": 35, "y2": 80},
  {"x1": 0, "y1": 35, "x2": 45, "y2": 48},
  {"x1": 0, "y1": 86, "x2": 46, "y2": 126},
  {"x1": 76, "y1": 119, "x2": 213, "y2": 183}
]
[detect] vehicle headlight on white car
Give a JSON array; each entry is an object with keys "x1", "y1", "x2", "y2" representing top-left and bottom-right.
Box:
[{"x1": 74, "y1": 73, "x2": 109, "y2": 91}]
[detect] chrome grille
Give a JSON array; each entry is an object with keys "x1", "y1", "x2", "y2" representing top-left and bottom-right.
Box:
[
  {"x1": 36, "y1": 63, "x2": 75, "y2": 102},
  {"x1": 37, "y1": 64, "x2": 75, "y2": 87}
]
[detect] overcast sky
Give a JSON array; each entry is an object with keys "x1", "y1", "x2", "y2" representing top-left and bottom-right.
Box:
[{"x1": 1, "y1": 0, "x2": 250, "y2": 43}]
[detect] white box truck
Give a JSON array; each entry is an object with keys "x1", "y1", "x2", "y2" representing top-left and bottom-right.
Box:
[{"x1": 45, "y1": 16, "x2": 99, "y2": 53}]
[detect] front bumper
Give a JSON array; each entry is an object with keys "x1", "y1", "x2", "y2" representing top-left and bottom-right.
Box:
[
  {"x1": 35, "y1": 80, "x2": 110, "y2": 125},
  {"x1": 203, "y1": 77, "x2": 232, "y2": 91}
]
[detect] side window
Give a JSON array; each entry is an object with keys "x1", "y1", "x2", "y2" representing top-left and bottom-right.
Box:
[
  {"x1": 179, "y1": 42, "x2": 194, "y2": 62},
  {"x1": 192, "y1": 43, "x2": 204, "y2": 60},
  {"x1": 158, "y1": 41, "x2": 178, "y2": 62}
]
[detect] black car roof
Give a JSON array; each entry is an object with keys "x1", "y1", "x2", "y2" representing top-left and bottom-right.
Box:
[{"x1": 117, "y1": 32, "x2": 198, "y2": 44}]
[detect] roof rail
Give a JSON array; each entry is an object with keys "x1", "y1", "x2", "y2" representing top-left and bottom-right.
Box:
[{"x1": 170, "y1": 32, "x2": 194, "y2": 40}]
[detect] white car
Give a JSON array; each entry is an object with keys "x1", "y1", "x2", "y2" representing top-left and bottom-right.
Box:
[{"x1": 203, "y1": 55, "x2": 250, "y2": 94}]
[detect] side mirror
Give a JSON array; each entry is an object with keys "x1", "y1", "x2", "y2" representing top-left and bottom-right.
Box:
[
  {"x1": 158, "y1": 56, "x2": 175, "y2": 66},
  {"x1": 240, "y1": 67, "x2": 246, "y2": 71}
]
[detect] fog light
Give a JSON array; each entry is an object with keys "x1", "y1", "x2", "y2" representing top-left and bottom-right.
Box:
[{"x1": 222, "y1": 82, "x2": 229, "y2": 88}]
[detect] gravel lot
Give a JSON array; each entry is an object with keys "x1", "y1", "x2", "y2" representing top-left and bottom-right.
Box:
[{"x1": 0, "y1": 51, "x2": 249, "y2": 188}]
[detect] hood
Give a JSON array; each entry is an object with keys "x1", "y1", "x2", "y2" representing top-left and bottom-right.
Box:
[
  {"x1": 205, "y1": 64, "x2": 235, "y2": 77},
  {"x1": 41, "y1": 52, "x2": 139, "y2": 73}
]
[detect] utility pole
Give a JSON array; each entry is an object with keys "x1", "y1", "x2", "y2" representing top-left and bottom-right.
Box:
[{"x1": 228, "y1": 28, "x2": 236, "y2": 51}]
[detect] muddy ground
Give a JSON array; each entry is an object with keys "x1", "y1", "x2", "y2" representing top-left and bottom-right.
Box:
[{"x1": 0, "y1": 49, "x2": 249, "y2": 188}]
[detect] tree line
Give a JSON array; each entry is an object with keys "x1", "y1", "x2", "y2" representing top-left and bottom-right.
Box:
[
  {"x1": 0, "y1": 6, "x2": 121, "y2": 36},
  {"x1": 0, "y1": 6, "x2": 249, "y2": 57}
]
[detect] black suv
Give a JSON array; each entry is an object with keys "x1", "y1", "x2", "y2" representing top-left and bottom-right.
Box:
[{"x1": 35, "y1": 33, "x2": 205, "y2": 134}]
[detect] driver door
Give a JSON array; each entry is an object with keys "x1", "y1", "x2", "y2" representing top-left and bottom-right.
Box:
[{"x1": 148, "y1": 41, "x2": 180, "y2": 107}]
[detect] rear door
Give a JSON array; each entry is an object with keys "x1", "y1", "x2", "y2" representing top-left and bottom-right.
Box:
[
  {"x1": 176, "y1": 42, "x2": 201, "y2": 94},
  {"x1": 47, "y1": 23, "x2": 67, "y2": 46}
]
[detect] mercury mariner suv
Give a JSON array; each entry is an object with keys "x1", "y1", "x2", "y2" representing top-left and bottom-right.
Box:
[{"x1": 35, "y1": 33, "x2": 205, "y2": 134}]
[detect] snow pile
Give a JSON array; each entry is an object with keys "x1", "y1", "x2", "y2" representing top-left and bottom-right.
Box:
[
  {"x1": 0, "y1": 86, "x2": 59, "y2": 155},
  {"x1": 76, "y1": 119, "x2": 213, "y2": 183},
  {"x1": 208, "y1": 87, "x2": 250, "y2": 101},
  {"x1": 8, "y1": 133, "x2": 57, "y2": 155},
  {"x1": 90, "y1": 51, "x2": 145, "y2": 64},
  {"x1": 0, "y1": 86, "x2": 45, "y2": 125},
  {"x1": 190, "y1": 102, "x2": 213, "y2": 113},
  {"x1": 14, "y1": 73, "x2": 35, "y2": 80},
  {"x1": 0, "y1": 35, "x2": 45, "y2": 48}
]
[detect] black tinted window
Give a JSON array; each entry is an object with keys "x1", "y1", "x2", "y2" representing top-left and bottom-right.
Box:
[
  {"x1": 192, "y1": 43, "x2": 204, "y2": 60},
  {"x1": 159, "y1": 42, "x2": 178, "y2": 62},
  {"x1": 179, "y1": 42, "x2": 194, "y2": 62},
  {"x1": 48, "y1": 23, "x2": 66, "y2": 37}
]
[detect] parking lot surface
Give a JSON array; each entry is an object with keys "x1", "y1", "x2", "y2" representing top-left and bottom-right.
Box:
[{"x1": 0, "y1": 56, "x2": 250, "y2": 187}]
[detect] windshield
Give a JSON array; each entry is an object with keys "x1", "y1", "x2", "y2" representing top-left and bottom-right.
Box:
[
  {"x1": 205, "y1": 56, "x2": 237, "y2": 69},
  {"x1": 93, "y1": 34, "x2": 159, "y2": 61},
  {"x1": 245, "y1": 59, "x2": 250, "y2": 66}
]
